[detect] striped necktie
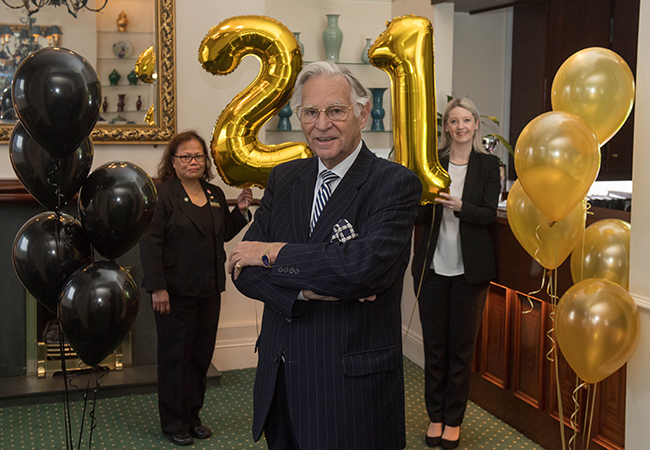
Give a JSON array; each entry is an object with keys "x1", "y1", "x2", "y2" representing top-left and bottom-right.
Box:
[{"x1": 310, "y1": 169, "x2": 339, "y2": 234}]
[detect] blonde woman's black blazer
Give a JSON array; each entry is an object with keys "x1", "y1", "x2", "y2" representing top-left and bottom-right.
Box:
[{"x1": 411, "y1": 151, "x2": 501, "y2": 287}]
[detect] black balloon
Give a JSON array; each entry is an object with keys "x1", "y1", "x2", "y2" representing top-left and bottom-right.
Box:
[
  {"x1": 12, "y1": 47, "x2": 101, "y2": 158},
  {"x1": 78, "y1": 161, "x2": 157, "y2": 260},
  {"x1": 59, "y1": 261, "x2": 140, "y2": 367},
  {"x1": 10, "y1": 121, "x2": 93, "y2": 210},
  {"x1": 12, "y1": 212, "x2": 93, "y2": 312}
]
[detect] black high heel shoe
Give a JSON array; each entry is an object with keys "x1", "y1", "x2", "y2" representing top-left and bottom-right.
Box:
[
  {"x1": 425, "y1": 434, "x2": 442, "y2": 447},
  {"x1": 425, "y1": 422, "x2": 443, "y2": 447},
  {"x1": 441, "y1": 436, "x2": 460, "y2": 449}
]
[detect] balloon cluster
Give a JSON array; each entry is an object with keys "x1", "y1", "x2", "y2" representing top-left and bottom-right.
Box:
[
  {"x1": 507, "y1": 47, "x2": 638, "y2": 384},
  {"x1": 8, "y1": 48, "x2": 158, "y2": 367}
]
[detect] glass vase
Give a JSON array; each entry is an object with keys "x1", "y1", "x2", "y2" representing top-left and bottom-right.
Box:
[
  {"x1": 293, "y1": 32, "x2": 305, "y2": 57},
  {"x1": 277, "y1": 101, "x2": 292, "y2": 131},
  {"x1": 361, "y1": 38, "x2": 372, "y2": 64},
  {"x1": 370, "y1": 88, "x2": 387, "y2": 132},
  {"x1": 322, "y1": 14, "x2": 343, "y2": 63}
]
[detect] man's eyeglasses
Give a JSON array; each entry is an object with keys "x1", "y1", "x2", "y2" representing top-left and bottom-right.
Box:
[
  {"x1": 295, "y1": 103, "x2": 358, "y2": 124},
  {"x1": 173, "y1": 154, "x2": 206, "y2": 163}
]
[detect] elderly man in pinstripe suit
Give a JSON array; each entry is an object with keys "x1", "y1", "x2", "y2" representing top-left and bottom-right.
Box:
[{"x1": 228, "y1": 61, "x2": 422, "y2": 450}]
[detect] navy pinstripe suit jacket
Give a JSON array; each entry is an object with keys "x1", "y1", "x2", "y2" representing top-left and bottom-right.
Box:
[{"x1": 233, "y1": 143, "x2": 422, "y2": 450}]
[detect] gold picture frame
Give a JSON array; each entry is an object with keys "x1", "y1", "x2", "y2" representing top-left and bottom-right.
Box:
[{"x1": 0, "y1": 0, "x2": 176, "y2": 144}]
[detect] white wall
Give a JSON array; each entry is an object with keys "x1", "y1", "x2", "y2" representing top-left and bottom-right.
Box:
[
  {"x1": 626, "y1": 0, "x2": 650, "y2": 448},
  {"x1": 452, "y1": 8, "x2": 511, "y2": 165},
  {"x1": 0, "y1": 0, "x2": 453, "y2": 371}
]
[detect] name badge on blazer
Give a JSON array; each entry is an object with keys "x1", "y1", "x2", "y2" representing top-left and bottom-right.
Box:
[{"x1": 208, "y1": 194, "x2": 220, "y2": 208}]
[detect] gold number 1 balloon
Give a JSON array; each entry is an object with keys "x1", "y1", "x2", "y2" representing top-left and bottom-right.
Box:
[
  {"x1": 198, "y1": 15, "x2": 312, "y2": 188},
  {"x1": 369, "y1": 15, "x2": 450, "y2": 205}
]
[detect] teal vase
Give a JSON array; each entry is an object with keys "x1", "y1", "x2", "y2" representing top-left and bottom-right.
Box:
[
  {"x1": 370, "y1": 88, "x2": 387, "y2": 132},
  {"x1": 293, "y1": 32, "x2": 305, "y2": 57},
  {"x1": 361, "y1": 38, "x2": 372, "y2": 64},
  {"x1": 322, "y1": 14, "x2": 343, "y2": 63},
  {"x1": 277, "y1": 101, "x2": 292, "y2": 131}
]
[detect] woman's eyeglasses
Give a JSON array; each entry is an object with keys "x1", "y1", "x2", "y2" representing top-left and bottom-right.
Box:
[
  {"x1": 173, "y1": 154, "x2": 206, "y2": 163},
  {"x1": 295, "y1": 103, "x2": 358, "y2": 124}
]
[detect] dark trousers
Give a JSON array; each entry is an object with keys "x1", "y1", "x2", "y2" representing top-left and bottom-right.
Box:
[
  {"x1": 264, "y1": 361, "x2": 301, "y2": 450},
  {"x1": 418, "y1": 271, "x2": 489, "y2": 427},
  {"x1": 154, "y1": 294, "x2": 221, "y2": 435}
]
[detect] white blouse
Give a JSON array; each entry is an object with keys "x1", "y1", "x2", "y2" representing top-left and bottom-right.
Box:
[{"x1": 431, "y1": 162, "x2": 468, "y2": 276}]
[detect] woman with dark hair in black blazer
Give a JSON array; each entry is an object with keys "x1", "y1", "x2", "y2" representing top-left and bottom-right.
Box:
[
  {"x1": 412, "y1": 98, "x2": 501, "y2": 449},
  {"x1": 140, "y1": 130, "x2": 251, "y2": 446}
]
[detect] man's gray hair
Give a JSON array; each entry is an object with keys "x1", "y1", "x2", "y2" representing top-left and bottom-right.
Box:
[{"x1": 292, "y1": 61, "x2": 370, "y2": 118}]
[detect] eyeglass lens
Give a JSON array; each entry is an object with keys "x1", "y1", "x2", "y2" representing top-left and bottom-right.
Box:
[{"x1": 176, "y1": 155, "x2": 205, "y2": 163}]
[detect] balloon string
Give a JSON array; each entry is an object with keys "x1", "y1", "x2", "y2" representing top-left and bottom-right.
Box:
[
  {"x1": 523, "y1": 269, "x2": 546, "y2": 314},
  {"x1": 78, "y1": 376, "x2": 91, "y2": 450},
  {"x1": 568, "y1": 377, "x2": 586, "y2": 450},
  {"x1": 87, "y1": 368, "x2": 105, "y2": 449},
  {"x1": 584, "y1": 382, "x2": 597, "y2": 450},
  {"x1": 546, "y1": 267, "x2": 567, "y2": 450},
  {"x1": 404, "y1": 206, "x2": 437, "y2": 347},
  {"x1": 58, "y1": 322, "x2": 74, "y2": 450}
]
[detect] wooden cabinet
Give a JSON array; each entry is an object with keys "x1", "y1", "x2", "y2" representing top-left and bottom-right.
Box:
[
  {"x1": 509, "y1": 0, "x2": 640, "y2": 181},
  {"x1": 469, "y1": 209, "x2": 629, "y2": 450}
]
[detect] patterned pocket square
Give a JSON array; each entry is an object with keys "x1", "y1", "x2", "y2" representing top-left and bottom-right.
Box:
[{"x1": 331, "y1": 219, "x2": 359, "y2": 243}]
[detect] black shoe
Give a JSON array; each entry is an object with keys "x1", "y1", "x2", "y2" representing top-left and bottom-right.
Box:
[
  {"x1": 189, "y1": 425, "x2": 212, "y2": 439},
  {"x1": 162, "y1": 432, "x2": 193, "y2": 446},
  {"x1": 425, "y1": 434, "x2": 442, "y2": 447},
  {"x1": 441, "y1": 437, "x2": 460, "y2": 449}
]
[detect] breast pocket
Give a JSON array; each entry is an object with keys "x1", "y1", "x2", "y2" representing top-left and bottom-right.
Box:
[{"x1": 341, "y1": 346, "x2": 400, "y2": 377}]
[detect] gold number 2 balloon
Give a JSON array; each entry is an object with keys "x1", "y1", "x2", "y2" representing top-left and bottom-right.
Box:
[
  {"x1": 198, "y1": 15, "x2": 312, "y2": 188},
  {"x1": 369, "y1": 15, "x2": 450, "y2": 205}
]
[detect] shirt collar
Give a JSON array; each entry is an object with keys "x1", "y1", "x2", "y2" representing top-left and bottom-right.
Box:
[{"x1": 317, "y1": 140, "x2": 363, "y2": 179}]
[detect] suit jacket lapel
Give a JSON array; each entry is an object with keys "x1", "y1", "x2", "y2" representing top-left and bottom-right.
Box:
[
  {"x1": 204, "y1": 181, "x2": 222, "y2": 239},
  {"x1": 172, "y1": 178, "x2": 206, "y2": 235},
  {"x1": 462, "y1": 151, "x2": 480, "y2": 202},
  {"x1": 308, "y1": 144, "x2": 373, "y2": 243},
  {"x1": 293, "y1": 158, "x2": 319, "y2": 243}
]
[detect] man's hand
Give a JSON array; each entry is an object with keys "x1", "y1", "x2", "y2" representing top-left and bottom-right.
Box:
[
  {"x1": 228, "y1": 241, "x2": 286, "y2": 280},
  {"x1": 303, "y1": 290, "x2": 376, "y2": 303}
]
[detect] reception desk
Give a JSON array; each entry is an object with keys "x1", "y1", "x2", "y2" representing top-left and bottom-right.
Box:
[{"x1": 468, "y1": 208, "x2": 629, "y2": 450}]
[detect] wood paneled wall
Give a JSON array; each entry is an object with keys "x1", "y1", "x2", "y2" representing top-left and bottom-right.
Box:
[{"x1": 469, "y1": 214, "x2": 628, "y2": 450}]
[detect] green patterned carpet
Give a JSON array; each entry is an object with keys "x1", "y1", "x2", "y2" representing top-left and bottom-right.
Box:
[{"x1": 0, "y1": 358, "x2": 545, "y2": 449}]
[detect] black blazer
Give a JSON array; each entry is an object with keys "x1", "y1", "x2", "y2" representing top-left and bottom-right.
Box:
[
  {"x1": 411, "y1": 151, "x2": 501, "y2": 286},
  {"x1": 233, "y1": 144, "x2": 422, "y2": 450},
  {"x1": 139, "y1": 177, "x2": 248, "y2": 296}
]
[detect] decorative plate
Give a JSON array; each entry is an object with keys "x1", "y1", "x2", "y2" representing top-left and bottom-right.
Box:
[{"x1": 112, "y1": 40, "x2": 132, "y2": 59}]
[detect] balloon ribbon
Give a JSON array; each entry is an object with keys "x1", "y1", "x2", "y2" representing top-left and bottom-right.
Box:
[{"x1": 404, "y1": 207, "x2": 437, "y2": 346}]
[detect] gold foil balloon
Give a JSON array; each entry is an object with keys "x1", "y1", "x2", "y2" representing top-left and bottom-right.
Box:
[
  {"x1": 556, "y1": 278, "x2": 640, "y2": 384},
  {"x1": 552, "y1": 48, "x2": 635, "y2": 146},
  {"x1": 514, "y1": 111, "x2": 600, "y2": 222},
  {"x1": 571, "y1": 219, "x2": 631, "y2": 290},
  {"x1": 369, "y1": 15, "x2": 449, "y2": 205},
  {"x1": 135, "y1": 46, "x2": 156, "y2": 83},
  {"x1": 507, "y1": 180, "x2": 585, "y2": 270},
  {"x1": 144, "y1": 105, "x2": 154, "y2": 126},
  {"x1": 198, "y1": 15, "x2": 311, "y2": 188}
]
